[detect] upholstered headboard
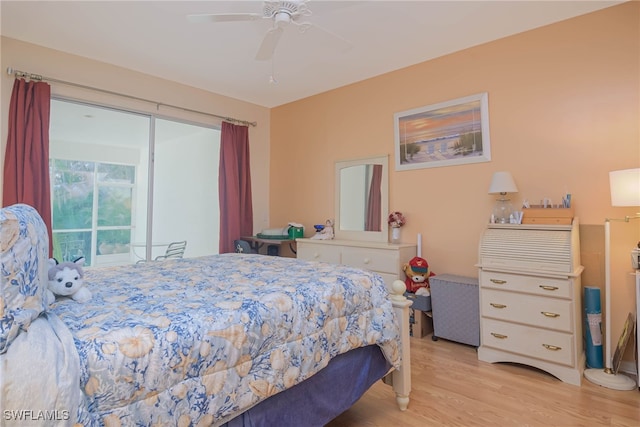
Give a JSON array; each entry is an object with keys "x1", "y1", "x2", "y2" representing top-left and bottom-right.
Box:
[{"x1": 0, "y1": 204, "x2": 49, "y2": 353}]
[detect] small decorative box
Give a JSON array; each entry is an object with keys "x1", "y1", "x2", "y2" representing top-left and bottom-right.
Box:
[{"x1": 522, "y1": 205, "x2": 574, "y2": 225}]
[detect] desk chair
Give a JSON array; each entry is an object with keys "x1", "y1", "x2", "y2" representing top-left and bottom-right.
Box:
[{"x1": 234, "y1": 240, "x2": 256, "y2": 254}]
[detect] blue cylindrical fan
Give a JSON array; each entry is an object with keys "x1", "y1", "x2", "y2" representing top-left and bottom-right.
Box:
[{"x1": 584, "y1": 286, "x2": 603, "y2": 369}]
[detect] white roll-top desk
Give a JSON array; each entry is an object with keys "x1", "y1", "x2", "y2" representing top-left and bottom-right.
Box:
[{"x1": 477, "y1": 219, "x2": 585, "y2": 386}]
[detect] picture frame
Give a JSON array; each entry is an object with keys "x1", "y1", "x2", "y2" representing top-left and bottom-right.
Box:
[
  {"x1": 612, "y1": 312, "x2": 635, "y2": 375},
  {"x1": 394, "y1": 92, "x2": 491, "y2": 171}
]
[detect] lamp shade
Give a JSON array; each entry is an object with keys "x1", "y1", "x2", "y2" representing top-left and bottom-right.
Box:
[
  {"x1": 488, "y1": 171, "x2": 518, "y2": 194},
  {"x1": 609, "y1": 168, "x2": 640, "y2": 207}
]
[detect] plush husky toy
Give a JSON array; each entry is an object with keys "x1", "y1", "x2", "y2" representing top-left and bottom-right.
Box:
[{"x1": 46, "y1": 257, "x2": 92, "y2": 304}]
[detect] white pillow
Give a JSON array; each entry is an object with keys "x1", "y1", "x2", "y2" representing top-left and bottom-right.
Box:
[{"x1": 0, "y1": 204, "x2": 49, "y2": 353}]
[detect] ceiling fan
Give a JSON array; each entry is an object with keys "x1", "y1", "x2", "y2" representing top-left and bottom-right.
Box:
[{"x1": 187, "y1": 0, "x2": 350, "y2": 61}]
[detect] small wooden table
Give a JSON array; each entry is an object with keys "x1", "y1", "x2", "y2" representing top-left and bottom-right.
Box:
[{"x1": 241, "y1": 236, "x2": 297, "y2": 255}]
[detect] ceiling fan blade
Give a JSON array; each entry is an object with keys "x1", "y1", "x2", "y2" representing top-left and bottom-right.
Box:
[
  {"x1": 255, "y1": 27, "x2": 284, "y2": 61},
  {"x1": 187, "y1": 13, "x2": 262, "y2": 23},
  {"x1": 303, "y1": 22, "x2": 353, "y2": 53}
]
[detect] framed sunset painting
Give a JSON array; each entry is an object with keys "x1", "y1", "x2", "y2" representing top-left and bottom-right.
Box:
[{"x1": 394, "y1": 92, "x2": 491, "y2": 171}]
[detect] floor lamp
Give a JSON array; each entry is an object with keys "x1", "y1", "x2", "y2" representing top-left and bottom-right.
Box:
[{"x1": 584, "y1": 168, "x2": 640, "y2": 390}]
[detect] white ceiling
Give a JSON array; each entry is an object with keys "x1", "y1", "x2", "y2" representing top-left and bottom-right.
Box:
[{"x1": 1, "y1": 1, "x2": 624, "y2": 108}]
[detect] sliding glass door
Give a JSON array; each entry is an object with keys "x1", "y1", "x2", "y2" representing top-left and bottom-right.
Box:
[
  {"x1": 49, "y1": 99, "x2": 220, "y2": 266},
  {"x1": 150, "y1": 118, "x2": 220, "y2": 260}
]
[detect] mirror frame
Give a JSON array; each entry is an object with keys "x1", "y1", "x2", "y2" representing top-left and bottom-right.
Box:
[{"x1": 334, "y1": 155, "x2": 389, "y2": 242}]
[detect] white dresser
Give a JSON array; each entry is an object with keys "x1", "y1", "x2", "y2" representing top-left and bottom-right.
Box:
[
  {"x1": 477, "y1": 219, "x2": 585, "y2": 386},
  {"x1": 296, "y1": 238, "x2": 416, "y2": 288}
]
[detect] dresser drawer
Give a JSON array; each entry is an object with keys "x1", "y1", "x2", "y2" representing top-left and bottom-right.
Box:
[
  {"x1": 481, "y1": 318, "x2": 575, "y2": 367},
  {"x1": 296, "y1": 239, "x2": 416, "y2": 291},
  {"x1": 297, "y1": 243, "x2": 341, "y2": 264},
  {"x1": 480, "y1": 271, "x2": 572, "y2": 299},
  {"x1": 377, "y1": 272, "x2": 399, "y2": 290},
  {"x1": 481, "y1": 289, "x2": 573, "y2": 333},
  {"x1": 341, "y1": 246, "x2": 398, "y2": 274}
]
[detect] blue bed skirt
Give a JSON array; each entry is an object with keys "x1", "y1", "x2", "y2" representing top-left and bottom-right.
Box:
[{"x1": 224, "y1": 345, "x2": 390, "y2": 427}]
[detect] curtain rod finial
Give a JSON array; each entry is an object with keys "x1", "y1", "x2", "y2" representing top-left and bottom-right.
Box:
[{"x1": 7, "y1": 67, "x2": 14, "y2": 75}]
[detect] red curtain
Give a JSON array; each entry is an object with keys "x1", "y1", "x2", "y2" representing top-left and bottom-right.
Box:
[
  {"x1": 3, "y1": 78, "x2": 53, "y2": 255},
  {"x1": 218, "y1": 121, "x2": 253, "y2": 253},
  {"x1": 365, "y1": 164, "x2": 382, "y2": 231}
]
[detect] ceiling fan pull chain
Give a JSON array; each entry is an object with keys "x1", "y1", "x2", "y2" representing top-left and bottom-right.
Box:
[{"x1": 269, "y1": 58, "x2": 278, "y2": 85}]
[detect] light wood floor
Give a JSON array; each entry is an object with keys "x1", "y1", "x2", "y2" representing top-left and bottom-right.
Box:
[{"x1": 328, "y1": 336, "x2": 640, "y2": 426}]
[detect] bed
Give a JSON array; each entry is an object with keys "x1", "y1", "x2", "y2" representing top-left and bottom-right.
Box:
[{"x1": 0, "y1": 204, "x2": 411, "y2": 426}]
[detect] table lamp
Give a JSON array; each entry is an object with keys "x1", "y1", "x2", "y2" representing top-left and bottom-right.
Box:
[
  {"x1": 584, "y1": 167, "x2": 639, "y2": 390},
  {"x1": 488, "y1": 171, "x2": 518, "y2": 224}
]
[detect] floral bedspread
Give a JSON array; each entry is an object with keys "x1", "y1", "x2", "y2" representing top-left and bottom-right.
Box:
[{"x1": 50, "y1": 253, "x2": 401, "y2": 426}]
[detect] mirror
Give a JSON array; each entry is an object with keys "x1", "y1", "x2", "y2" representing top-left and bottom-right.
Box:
[{"x1": 335, "y1": 155, "x2": 389, "y2": 242}]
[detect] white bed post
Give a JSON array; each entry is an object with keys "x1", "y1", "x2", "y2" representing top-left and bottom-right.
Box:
[{"x1": 387, "y1": 280, "x2": 412, "y2": 411}]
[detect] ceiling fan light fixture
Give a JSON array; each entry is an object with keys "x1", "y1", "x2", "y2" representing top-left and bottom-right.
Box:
[
  {"x1": 264, "y1": 0, "x2": 307, "y2": 19},
  {"x1": 274, "y1": 11, "x2": 291, "y2": 27}
]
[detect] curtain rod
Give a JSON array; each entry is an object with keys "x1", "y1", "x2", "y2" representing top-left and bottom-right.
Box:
[{"x1": 6, "y1": 67, "x2": 257, "y2": 127}]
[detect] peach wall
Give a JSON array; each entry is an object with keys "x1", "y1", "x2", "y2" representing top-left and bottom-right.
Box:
[
  {"x1": 0, "y1": 36, "x2": 272, "y2": 233},
  {"x1": 271, "y1": 2, "x2": 639, "y2": 357}
]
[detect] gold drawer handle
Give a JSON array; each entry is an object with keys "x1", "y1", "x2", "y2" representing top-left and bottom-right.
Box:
[
  {"x1": 490, "y1": 279, "x2": 507, "y2": 285},
  {"x1": 491, "y1": 332, "x2": 508, "y2": 339},
  {"x1": 490, "y1": 303, "x2": 507, "y2": 309},
  {"x1": 541, "y1": 311, "x2": 560, "y2": 318},
  {"x1": 539, "y1": 285, "x2": 559, "y2": 291},
  {"x1": 543, "y1": 344, "x2": 562, "y2": 351}
]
